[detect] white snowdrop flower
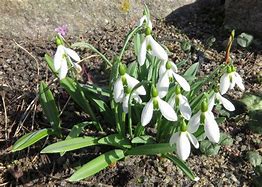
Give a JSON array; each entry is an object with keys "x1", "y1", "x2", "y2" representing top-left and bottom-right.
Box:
[
  {"x1": 137, "y1": 14, "x2": 152, "y2": 30},
  {"x1": 54, "y1": 45, "x2": 81, "y2": 79},
  {"x1": 138, "y1": 28, "x2": 168, "y2": 66},
  {"x1": 113, "y1": 64, "x2": 146, "y2": 113},
  {"x1": 168, "y1": 86, "x2": 192, "y2": 120},
  {"x1": 209, "y1": 91, "x2": 235, "y2": 111},
  {"x1": 220, "y1": 66, "x2": 244, "y2": 95},
  {"x1": 141, "y1": 86, "x2": 177, "y2": 126},
  {"x1": 188, "y1": 99, "x2": 220, "y2": 143},
  {"x1": 157, "y1": 61, "x2": 190, "y2": 98},
  {"x1": 170, "y1": 120, "x2": 199, "y2": 161}
]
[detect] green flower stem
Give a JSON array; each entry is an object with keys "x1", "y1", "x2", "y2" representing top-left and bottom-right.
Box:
[
  {"x1": 121, "y1": 112, "x2": 126, "y2": 136},
  {"x1": 128, "y1": 80, "x2": 150, "y2": 138},
  {"x1": 119, "y1": 26, "x2": 142, "y2": 61},
  {"x1": 113, "y1": 101, "x2": 121, "y2": 134}
]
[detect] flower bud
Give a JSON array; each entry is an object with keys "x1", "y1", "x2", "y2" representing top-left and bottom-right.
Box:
[
  {"x1": 55, "y1": 36, "x2": 63, "y2": 46},
  {"x1": 153, "y1": 98, "x2": 158, "y2": 109},
  {"x1": 145, "y1": 27, "x2": 151, "y2": 36},
  {"x1": 121, "y1": 76, "x2": 127, "y2": 86},
  {"x1": 151, "y1": 86, "x2": 158, "y2": 97},
  {"x1": 180, "y1": 119, "x2": 187, "y2": 132},
  {"x1": 200, "y1": 112, "x2": 205, "y2": 124},
  {"x1": 175, "y1": 85, "x2": 181, "y2": 95},
  {"x1": 119, "y1": 63, "x2": 126, "y2": 76},
  {"x1": 166, "y1": 61, "x2": 172, "y2": 70},
  {"x1": 201, "y1": 100, "x2": 208, "y2": 112},
  {"x1": 124, "y1": 87, "x2": 131, "y2": 95}
]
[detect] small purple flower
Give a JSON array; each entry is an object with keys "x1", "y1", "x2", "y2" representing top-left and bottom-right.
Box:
[{"x1": 55, "y1": 25, "x2": 68, "y2": 37}]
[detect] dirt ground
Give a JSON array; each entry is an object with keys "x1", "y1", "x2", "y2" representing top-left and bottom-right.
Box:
[{"x1": 1, "y1": 4, "x2": 262, "y2": 187}]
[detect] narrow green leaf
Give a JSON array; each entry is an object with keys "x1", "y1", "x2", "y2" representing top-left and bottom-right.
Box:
[
  {"x1": 131, "y1": 136, "x2": 155, "y2": 144},
  {"x1": 126, "y1": 143, "x2": 175, "y2": 155},
  {"x1": 44, "y1": 54, "x2": 56, "y2": 73},
  {"x1": 183, "y1": 62, "x2": 199, "y2": 81},
  {"x1": 72, "y1": 42, "x2": 112, "y2": 67},
  {"x1": 68, "y1": 149, "x2": 125, "y2": 181},
  {"x1": 164, "y1": 154, "x2": 198, "y2": 181},
  {"x1": 127, "y1": 61, "x2": 138, "y2": 78},
  {"x1": 12, "y1": 128, "x2": 52, "y2": 152},
  {"x1": 80, "y1": 83, "x2": 110, "y2": 98},
  {"x1": 60, "y1": 77, "x2": 102, "y2": 131},
  {"x1": 41, "y1": 136, "x2": 98, "y2": 153},
  {"x1": 60, "y1": 121, "x2": 93, "y2": 156},
  {"x1": 98, "y1": 134, "x2": 131, "y2": 149},
  {"x1": 39, "y1": 82, "x2": 60, "y2": 130}
]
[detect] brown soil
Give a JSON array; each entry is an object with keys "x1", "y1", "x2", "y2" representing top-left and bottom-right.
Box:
[{"x1": 1, "y1": 4, "x2": 262, "y2": 187}]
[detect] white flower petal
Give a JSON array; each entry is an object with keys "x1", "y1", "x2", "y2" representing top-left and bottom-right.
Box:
[
  {"x1": 59, "y1": 58, "x2": 68, "y2": 79},
  {"x1": 187, "y1": 132, "x2": 199, "y2": 149},
  {"x1": 157, "y1": 71, "x2": 170, "y2": 98},
  {"x1": 138, "y1": 37, "x2": 147, "y2": 66},
  {"x1": 229, "y1": 74, "x2": 236, "y2": 90},
  {"x1": 158, "y1": 97, "x2": 177, "y2": 121},
  {"x1": 169, "y1": 132, "x2": 179, "y2": 145},
  {"x1": 113, "y1": 77, "x2": 124, "y2": 103},
  {"x1": 234, "y1": 72, "x2": 245, "y2": 91},
  {"x1": 148, "y1": 35, "x2": 168, "y2": 62},
  {"x1": 218, "y1": 94, "x2": 235, "y2": 111},
  {"x1": 122, "y1": 94, "x2": 129, "y2": 113},
  {"x1": 208, "y1": 93, "x2": 216, "y2": 111},
  {"x1": 141, "y1": 99, "x2": 154, "y2": 126},
  {"x1": 125, "y1": 74, "x2": 146, "y2": 95},
  {"x1": 133, "y1": 93, "x2": 142, "y2": 103},
  {"x1": 188, "y1": 111, "x2": 201, "y2": 133},
  {"x1": 54, "y1": 45, "x2": 64, "y2": 71},
  {"x1": 159, "y1": 63, "x2": 166, "y2": 78},
  {"x1": 138, "y1": 15, "x2": 146, "y2": 27},
  {"x1": 176, "y1": 132, "x2": 191, "y2": 161},
  {"x1": 170, "y1": 61, "x2": 178, "y2": 73},
  {"x1": 167, "y1": 93, "x2": 176, "y2": 108},
  {"x1": 220, "y1": 73, "x2": 230, "y2": 94},
  {"x1": 179, "y1": 95, "x2": 192, "y2": 120},
  {"x1": 64, "y1": 47, "x2": 80, "y2": 62},
  {"x1": 173, "y1": 73, "x2": 190, "y2": 92},
  {"x1": 204, "y1": 111, "x2": 220, "y2": 143}
]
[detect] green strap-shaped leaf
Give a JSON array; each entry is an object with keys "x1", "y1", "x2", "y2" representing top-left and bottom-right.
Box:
[
  {"x1": 60, "y1": 77, "x2": 102, "y2": 131},
  {"x1": 39, "y1": 82, "x2": 60, "y2": 131},
  {"x1": 183, "y1": 62, "x2": 199, "y2": 83},
  {"x1": 68, "y1": 149, "x2": 125, "y2": 182},
  {"x1": 44, "y1": 54, "x2": 56, "y2": 74},
  {"x1": 164, "y1": 154, "x2": 198, "y2": 181},
  {"x1": 12, "y1": 128, "x2": 53, "y2": 152},
  {"x1": 126, "y1": 143, "x2": 175, "y2": 155},
  {"x1": 98, "y1": 134, "x2": 131, "y2": 149},
  {"x1": 72, "y1": 42, "x2": 112, "y2": 67},
  {"x1": 41, "y1": 136, "x2": 98, "y2": 153},
  {"x1": 131, "y1": 135, "x2": 155, "y2": 144}
]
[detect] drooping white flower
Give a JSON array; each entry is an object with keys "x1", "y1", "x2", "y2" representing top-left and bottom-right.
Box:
[
  {"x1": 138, "y1": 28, "x2": 168, "y2": 66},
  {"x1": 137, "y1": 15, "x2": 152, "y2": 30},
  {"x1": 122, "y1": 92, "x2": 142, "y2": 113},
  {"x1": 157, "y1": 61, "x2": 190, "y2": 98},
  {"x1": 188, "y1": 100, "x2": 220, "y2": 143},
  {"x1": 209, "y1": 92, "x2": 235, "y2": 111},
  {"x1": 168, "y1": 91, "x2": 192, "y2": 120},
  {"x1": 141, "y1": 87, "x2": 177, "y2": 126},
  {"x1": 170, "y1": 128, "x2": 199, "y2": 161},
  {"x1": 54, "y1": 45, "x2": 81, "y2": 79},
  {"x1": 220, "y1": 66, "x2": 244, "y2": 95},
  {"x1": 113, "y1": 66, "x2": 146, "y2": 113}
]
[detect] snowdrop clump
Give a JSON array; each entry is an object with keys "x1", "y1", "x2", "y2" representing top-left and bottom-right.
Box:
[{"x1": 13, "y1": 6, "x2": 245, "y2": 182}]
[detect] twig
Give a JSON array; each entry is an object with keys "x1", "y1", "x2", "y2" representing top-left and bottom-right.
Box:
[
  {"x1": 77, "y1": 54, "x2": 99, "y2": 64},
  {"x1": 59, "y1": 96, "x2": 71, "y2": 116},
  {"x1": 1, "y1": 91, "x2": 8, "y2": 140}
]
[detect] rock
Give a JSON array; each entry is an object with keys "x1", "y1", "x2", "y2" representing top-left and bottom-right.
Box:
[
  {"x1": 224, "y1": 0, "x2": 262, "y2": 38},
  {"x1": 0, "y1": 0, "x2": 196, "y2": 39}
]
